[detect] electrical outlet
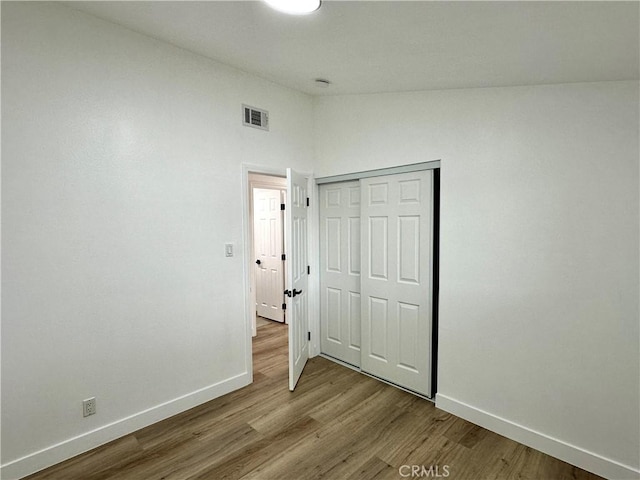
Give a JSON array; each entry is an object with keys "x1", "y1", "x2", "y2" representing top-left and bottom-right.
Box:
[{"x1": 83, "y1": 397, "x2": 96, "y2": 417}]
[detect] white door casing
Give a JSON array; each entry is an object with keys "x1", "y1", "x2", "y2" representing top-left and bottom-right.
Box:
[
  {"x1": 286, "y1": 168, "x2": 310, "y2": 391},
  {"x1": 253, "y1": 188, "x2": 285, "y2": 323},
  {"x1": 319, "y1": 181, "x2": 362, "y2": 367},
  {"x1": 360, "y1": 170, "x2": 434, "y2": 397}
]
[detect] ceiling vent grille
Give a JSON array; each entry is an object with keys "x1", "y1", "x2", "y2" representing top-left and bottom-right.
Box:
[{"x1": 243, "y1": 104, "x2": 269, "y2": 131}]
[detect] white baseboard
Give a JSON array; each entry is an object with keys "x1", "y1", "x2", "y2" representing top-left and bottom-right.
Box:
[
  {"x1": 435, "y1": 393, "x2": 640, "y2": 480},
  {"x1": 1, "y1": 372, "x2": 251, "y2": 480}
]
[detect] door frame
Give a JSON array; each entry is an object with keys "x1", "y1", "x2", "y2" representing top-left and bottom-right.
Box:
[
  {"x1": 315, "y1": 159, "x2": 441, "y2": 397},
  {"x1": 242, "y1": 164, "x2": 319, "y2": 383}
]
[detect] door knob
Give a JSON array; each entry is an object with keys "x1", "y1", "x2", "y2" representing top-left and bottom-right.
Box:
[
  {"x1": 255, "y1": 259, "x2": 261, "y2": 265},
  {"x1": 292, "y1": 289, "x2": 302, "y2": 297}
]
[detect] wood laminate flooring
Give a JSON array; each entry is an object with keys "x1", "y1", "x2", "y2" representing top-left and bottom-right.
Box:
[{"x1": 25, "y1": 321, "x2": 602, "y2": 480}]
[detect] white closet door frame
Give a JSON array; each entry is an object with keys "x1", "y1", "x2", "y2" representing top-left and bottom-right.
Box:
[
  {"x1": 317, "y1": 163, "x2": 439, "y2": 399},
  {"x1": 316, "y1": 161, "x2": 440, "y2": 186}
]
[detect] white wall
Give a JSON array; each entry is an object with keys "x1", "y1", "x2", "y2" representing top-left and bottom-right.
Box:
[
  {"x1": 3, "y1": 3, "x2": 638, "y2": 479},
  {"x1": 314, "y1": 82, "x2": 639, "y2": 479},
  {"x1": 1, "y1": 3, "x2": 313, "y2": 478}
]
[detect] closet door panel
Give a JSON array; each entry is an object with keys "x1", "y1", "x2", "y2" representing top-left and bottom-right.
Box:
[
  {"x1": 348, "y1": 292, "x2": 361, "y2": 350},
  {"x1": 360, "y1": 170, "x2": 433, "y2": 397},
  {"x1": 326, "y1": 288, "x2": 342, "y2": 343},
  {"x1": 320, "y1": 181, "x2": 361, "y2": 367},
  {"x1": 348, "y1": 217, "x2": 361, "y2": 275},
  {"x1": 368, "y1": 296, "x2": 389, "y2": 360}
]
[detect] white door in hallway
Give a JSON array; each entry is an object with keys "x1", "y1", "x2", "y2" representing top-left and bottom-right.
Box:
[
  {"x1": 286, "y1": 168, "x2": 310, "y2": 391},
  {"x1": 360, "y1": 170, "x2": 434, "y2": 397},
  {"x1": 319, "y1": 181, "x2": 362, "y2": 367},
  {"x1": 254, "y1": 188, "x2": 285, "y2": 323}
]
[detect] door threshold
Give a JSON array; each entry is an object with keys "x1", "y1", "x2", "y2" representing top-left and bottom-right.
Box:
[
  {"x1": 319, "y1": 353, "x2": 434, "y2": 403},
  {"x1": 319, "y1": 353, "x2": 360, "y2": 372}
]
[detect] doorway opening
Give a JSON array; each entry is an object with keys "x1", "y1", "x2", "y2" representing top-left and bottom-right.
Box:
[
  {"x1": 244, "y1": 168, "x2": 290, "y2": 390},
  {"x1": 245, "y1": 171, "x2": 289, "y2": 386},
  {"x1": 249, "y1": 173, "x2": 287, "y2": 335},
  {"x1": 243, "y1": 165, "x2": 313, "y2": 392}
]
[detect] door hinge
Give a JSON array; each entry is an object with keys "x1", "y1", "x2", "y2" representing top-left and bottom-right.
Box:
[
  {"x1": 308, "y1": 331, "x2": 311, "y2": 341},
  {"x1": 280, "y1": 203, "x2": 285, "y2": 211},
  {"x1": 282, "y1": 254, "x2": 286, "y2": 261},
  {"x1": 282, "y1": 303, "x2": 286, "y2": 310},
  {"x1": 306, "y1": 197, "x2": 310, "y2": 207},
  {"x1": 307, "y1": 265, "x2": 310, "y2": 274}
]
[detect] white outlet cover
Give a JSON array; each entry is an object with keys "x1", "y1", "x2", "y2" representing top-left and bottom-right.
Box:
[{"x1": 83, "y1": 397, "x2": 96, "y2": 417}]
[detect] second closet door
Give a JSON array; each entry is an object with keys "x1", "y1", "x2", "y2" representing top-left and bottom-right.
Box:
[{"x1": 360, "y1": 170, "x2": 434, "y2": 397}]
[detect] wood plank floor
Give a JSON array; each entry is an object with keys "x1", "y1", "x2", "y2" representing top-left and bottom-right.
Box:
[{"x1": 25, "y1": 321, "x2": 602, "y2": 480}]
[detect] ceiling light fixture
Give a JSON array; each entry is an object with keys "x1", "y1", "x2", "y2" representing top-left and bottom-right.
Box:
[{"x1": 264, "y1": 0, "x2": 321, "y2": 15}]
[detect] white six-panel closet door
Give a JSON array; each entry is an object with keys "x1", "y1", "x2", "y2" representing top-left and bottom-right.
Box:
[
  {"x1": 319, "y1": 181, "x2": 362, "y2": 367},
  {"x1": 360, "y1": 170, "x2": 434, "y2": 397}
]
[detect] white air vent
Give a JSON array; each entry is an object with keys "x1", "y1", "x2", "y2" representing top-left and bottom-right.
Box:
[{"x1": 242, "y1": 104, "x2": 269, "y2": 131}]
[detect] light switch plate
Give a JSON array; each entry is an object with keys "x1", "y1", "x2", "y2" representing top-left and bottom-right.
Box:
[{"x1": 225, "y1": 243, "x2": 233, "y2": 257}]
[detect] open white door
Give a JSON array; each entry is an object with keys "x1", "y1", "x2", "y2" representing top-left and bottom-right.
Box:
[{"x1": 285, "y1": 168, "x2": 309, "y2": 391}]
